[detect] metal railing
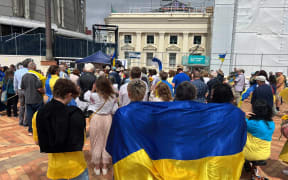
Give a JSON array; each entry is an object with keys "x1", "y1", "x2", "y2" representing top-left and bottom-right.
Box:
[{"x1": 0, "y1": 33, "x2": 116, "y2": 58}]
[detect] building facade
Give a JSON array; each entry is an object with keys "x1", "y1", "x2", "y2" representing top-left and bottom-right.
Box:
[
  {"x1": 0, "y1": 0, "x2": 86, "y2": 35},
  {"x1": 105, "y1": 4, "x2": 213, "y2": 70}
]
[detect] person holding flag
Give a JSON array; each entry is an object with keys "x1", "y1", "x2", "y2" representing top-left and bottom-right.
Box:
[{"x1": 106, "y1": 83, "x2": 247, "y2": 179}]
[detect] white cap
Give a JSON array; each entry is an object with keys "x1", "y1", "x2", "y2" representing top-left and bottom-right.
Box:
[
  {"x1": 277, "y1": 69, "x2": 283, "y2": 73},
  {"x1": 255, "y1": 76, "x2": 266, "y2": 82},
  {"x1": 84, "y1": 63, "x2": 95, "y2": 72},
  {"x1": 105, "y1": 66, "x2": 110, "y2": 70}
]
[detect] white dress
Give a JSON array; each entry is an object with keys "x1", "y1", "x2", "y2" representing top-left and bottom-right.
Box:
[{"x1": 83, "y1": 90, "x2": 118, "y2": 165}]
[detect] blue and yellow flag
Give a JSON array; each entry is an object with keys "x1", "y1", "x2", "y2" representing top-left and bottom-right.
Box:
[
  {"x1": 45, "y1": 74, "x2": 60, "y2": 102},
  {"x1": 244, "y1": 119, "x2": 275, "y2": 161},
  {"x1": 112, "y1": 51, "x2": 116, "y2": 67},
  {"x1": 218, "y1": 54, "x2": 226, "y2": 63},
  {"x1": 107, "y1": 101, "x2": 247, "y2": 180},
  {"x1": 237, "y1": 84, "x2": 257, "y2": 108},
  {"x1": 28, "y1": 70, "x2": 46, "y2": 88}
]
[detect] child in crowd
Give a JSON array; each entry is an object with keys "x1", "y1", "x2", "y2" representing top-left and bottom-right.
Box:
[
  {"x1": 84, "y1": 76, "x2": 118, "y2": 176},
  {"x1": 150, "y1": 82, "x2": 173, "y2": 102},
  {"x1": 244, "y1": 99, "x2": 275, "y2": 177}
]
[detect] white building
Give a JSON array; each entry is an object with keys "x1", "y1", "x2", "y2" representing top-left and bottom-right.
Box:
[
  {"x1": 105, "y1": 0, "x2": 213, "y2": 71},
  {"x1": 211, "y1": 0, "x2": 288, "y2": 75}
]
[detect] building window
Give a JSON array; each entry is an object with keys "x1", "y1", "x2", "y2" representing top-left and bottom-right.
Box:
[
  {"x1": 170, "y1": 35, "x2": 178, "y2": 44},
  {"x1": 194, "y1": 36, "x2": 202, "y2": 45},
  {"x1": 147, "y1": 35, "x2": 154, "y2": 44},
  {"x1": 169, "y1": 53, "x2": 176, "y2": 67},
  {"x1": 146, "y1": 52, "x2": 153, "y2": 66},
  {"x1": 124, "y1": 35, "x2": 132, "y2": 44}
]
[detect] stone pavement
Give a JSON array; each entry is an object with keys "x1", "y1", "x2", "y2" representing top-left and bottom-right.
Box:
[{"x1": 0, "y1": 103, "x2": 288, "y2": 180}]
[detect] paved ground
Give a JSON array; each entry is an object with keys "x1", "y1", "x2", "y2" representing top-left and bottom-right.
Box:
[{"x1": 0, "y1": 102, "x2": 288, "y2": 180}]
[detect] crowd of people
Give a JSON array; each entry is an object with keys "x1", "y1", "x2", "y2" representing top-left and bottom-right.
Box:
[{"x1": 1, "y1": 58, "x2": 288, "y2": 179}]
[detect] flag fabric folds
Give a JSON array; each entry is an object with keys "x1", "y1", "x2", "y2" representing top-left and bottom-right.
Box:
[
  {"x1": 237, "y1": 84, "x2": 257, "y2": 107},
  {"x1": 218, "y1": 54, "x2": 226, "y2": 62},
  {"x1": 152, "y1": 57, "x2": 163, "y2": 71},
  {"x1": 112, "y1": 52, "x2": 116, "y2": 67},
  {"x1": 45, "y1": 74, "x2": 60, "y2": 102},
  {"x1": 243, "y1": 119, "x2": 275, "y2": 161},
  {"x1": 106, "y1": 101, "x2": 247, "y2": 180}
]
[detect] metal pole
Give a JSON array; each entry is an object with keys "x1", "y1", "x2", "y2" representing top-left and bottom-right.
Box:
[
  {"x1": 86, "y1": 40, "x2": 88, "y2": 56},
  {"x1": 45, "y1": 0, "x2": 53, "y2": 60},
  {"x1": 15, "y1": 33, "x2": 17, "y2": 55},
  {"x1": 234, "y1": 53, "x2": 237, "y2": 69},
  {"x1": 40, "y1": 33, "x2": 41, "y2": 56},
  {"x1": 115, "y1": 27, "x2": 119, "y2": 59},
  {"x1": 92, "y1": 26, "x2": 95, "y2": 53},
  {"x1": 229, "y1": 0, "x2": 239, "y2": 73},
  {"x1": 260, "y1": 53, "x2": 263, "y2": 70}
]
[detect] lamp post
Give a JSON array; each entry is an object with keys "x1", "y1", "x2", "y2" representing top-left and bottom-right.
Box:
[{"x1": 45, "y1": 0, "x2": 53, "y2": 60}]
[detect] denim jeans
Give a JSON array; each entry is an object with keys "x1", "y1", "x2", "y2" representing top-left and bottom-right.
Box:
[
  {"x1": 26, "y1": 103, "x2": 43, "y2": 133},
  {"x1": 57, "y1": 168, "x2": 89, "y2": 180}
]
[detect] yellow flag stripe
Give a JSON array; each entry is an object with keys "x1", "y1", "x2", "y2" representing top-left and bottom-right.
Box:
[{"x1": 113, "y1": 149, "x2": 244, "y2": 180}]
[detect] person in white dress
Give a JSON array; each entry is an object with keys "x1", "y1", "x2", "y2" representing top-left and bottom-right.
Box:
[{"x1": 84, "y1": 76, "x2": 118, "y2": 176}]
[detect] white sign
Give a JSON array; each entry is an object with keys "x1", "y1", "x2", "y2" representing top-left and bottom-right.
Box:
[
  {"x1": 128, "y1": 52, "x2": 141, "y2": 59},
  {"x1": 118, "y1": 59, "x2": 128, "y2": 69}
]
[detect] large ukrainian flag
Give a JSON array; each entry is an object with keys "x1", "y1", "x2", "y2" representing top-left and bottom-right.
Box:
[{"x1": 107, "y1": 101, "x2": 247, "y2": 180}]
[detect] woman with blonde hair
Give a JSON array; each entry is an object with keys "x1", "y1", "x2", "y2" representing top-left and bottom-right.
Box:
[
  {"x1": 84, "y1": 76, "x2": 118, "y2": 176},
  {"x1": 152, "y1": 82, "x2": 173, "y2": 102}
]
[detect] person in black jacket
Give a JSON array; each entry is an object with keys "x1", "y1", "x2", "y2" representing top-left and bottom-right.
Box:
[
  {"x1": 78, "y1": 63, "x2": 96, "y2": 101},
  {"x1": 34, "y1": 79, "x2": 88, "y2": 180},
  {"x1": 207, "y1": 69, "x2": 224, "y2": 102}
]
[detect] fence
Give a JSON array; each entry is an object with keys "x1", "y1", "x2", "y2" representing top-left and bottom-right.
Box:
[
  {"x1": 125, "y1": 51, "x2": 288, "y2": 75},
  {"x1": 0, "y1": 33, "x2": 116, "y2": 58},
  {"x1": 210, "y1": 53, "x2": 288, "y2": 76}
]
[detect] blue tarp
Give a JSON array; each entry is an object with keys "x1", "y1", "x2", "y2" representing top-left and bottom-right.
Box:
[{"x1": 76, "y1": 51, "x2": 111, "y2": 64}]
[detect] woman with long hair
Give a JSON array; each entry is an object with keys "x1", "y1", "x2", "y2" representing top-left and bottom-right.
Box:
[
  {"x1": 152, "y1": 82, "x2": 173, "y2": 102},
  {"x1": 244, "y1": 99, "x2": 275, "y2": 178},
  {"x1": 84, "y1": 76, "x2": 118, "y2": 176},
  {"x1": 4, "y1": 69, "x2": 18, "y2": 117}
]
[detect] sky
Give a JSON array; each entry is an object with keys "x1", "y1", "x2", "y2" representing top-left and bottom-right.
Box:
[{"x1": 86, "y1": 0, "x2": 214, "y2": 29}]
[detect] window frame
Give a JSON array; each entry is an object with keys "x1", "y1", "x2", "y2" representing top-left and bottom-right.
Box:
[
  {"x1": 193, "y1": 35, "x2": 202, "y2": 45},
  {"x1": 124, "y1": 34, "x2": 132, "y2": 44},
  {"x1": 147, "y1": 35, "x2": 154, "y2": 44},
  {"x1": 169, "y1": 53, "x2": 177, "y2": 67},
  {"x1": 146, "y1": 52, "x2": 154, "y2": 66},
  {"x1": 170, "y1": 35, "x2": 178, "y2": 45}
]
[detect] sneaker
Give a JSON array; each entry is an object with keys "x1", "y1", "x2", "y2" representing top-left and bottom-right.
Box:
[
  {"x1": 94, "y1": 168, "x2": 101, "y2": 176},
  {"x1": 102, "y1": 168, "x2": 108, "y2": 175}
]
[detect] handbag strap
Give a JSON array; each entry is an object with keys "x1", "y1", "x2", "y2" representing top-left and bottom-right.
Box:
[
  {"x1": 89, "y1": 99, "x2": 108, "y2": 121},
  {"x1": 95, "y1": 99, "x2": 107, "y2": 113}
]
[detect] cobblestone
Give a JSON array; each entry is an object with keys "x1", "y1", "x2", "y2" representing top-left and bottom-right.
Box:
[{"x1": 0, "y1": 102, "x2": 287, "y2": 180}]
